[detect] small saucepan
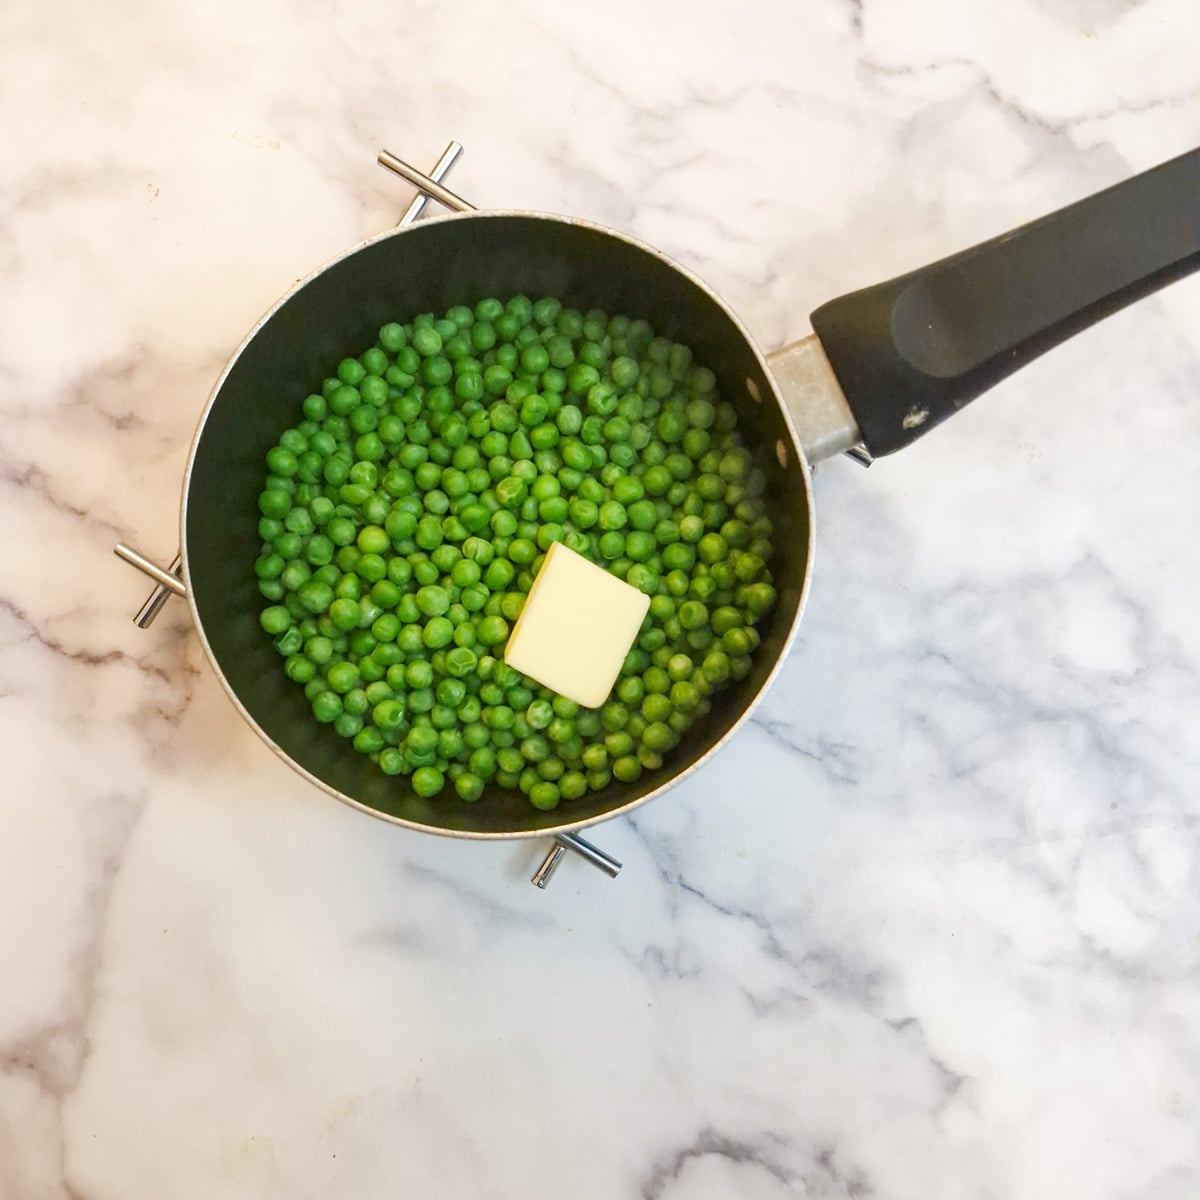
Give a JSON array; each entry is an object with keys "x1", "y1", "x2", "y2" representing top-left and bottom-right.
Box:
[{"x1": 117, "y1": 142, "x2": 1200, "y2": 885}]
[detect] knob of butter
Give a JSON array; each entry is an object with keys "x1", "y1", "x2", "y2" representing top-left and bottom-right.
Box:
[{"x1": 503, "y1": 542, "x2": 651, "y2": 709}]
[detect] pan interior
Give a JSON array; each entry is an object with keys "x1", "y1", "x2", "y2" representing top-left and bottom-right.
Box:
[{"x1": 185, "y1": 213, "x2": 811, "y2": 835}]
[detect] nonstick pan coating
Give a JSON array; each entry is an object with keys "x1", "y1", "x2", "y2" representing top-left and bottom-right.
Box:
[{"x1": 183, "y1": 212, "x2": 814, "y2": 837}]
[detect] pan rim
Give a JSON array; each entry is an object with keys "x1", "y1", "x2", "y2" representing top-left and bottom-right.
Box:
[{"x1": 179, "y1": 208, "x2": 817, "y2": 840}]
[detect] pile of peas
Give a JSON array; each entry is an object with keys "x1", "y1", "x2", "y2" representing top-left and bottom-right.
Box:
[{"x1": 255, "y1": 297, "x2": 777, "y2": 810}]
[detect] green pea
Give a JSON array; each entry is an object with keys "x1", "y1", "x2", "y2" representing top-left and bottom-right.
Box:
[
  {"x1": 536, "y1": 756, "x2": 564, "y2": 781},
  {"x1": 449, "y1": 772, "x2": 481, "y2": 802},
  {"x1": 415, "y1": 585, "x2": 450, "y2": 617},
  {"x1": 484, "y1": 704, "x2": 514, "y2": 732},
  {"x1": 718, "y1": 625, "x2": 752, "y2": 655},
  {"x1": 412, "y1": 517, "x2": 442, "y2": 550},
  {"x1": 355, "y1": 525, "x2": 387, "y2": 555},
  {"x1": 528, "y1": 781, "x2": 560, "y2": 810},
  {"x1": 596, "y1": 501, "x2": 626, "y2": 531},
  {"x1": 332, "y1": 712, "x2": 363, "y2": 738},
  {"x1": 477, "y1": 558, "x2": 510, "y2": 592},
  {"x1": 611, "y1": 355, "x2": 640, "y2": 388},
  {"x1": 518, "y1": 733, "x2": 549, "y2": 762},
  {"x1": 476, "y1": 615, "x2": 509, "y2": 647},
  {"x1": 258, "y1": 517, "x2": 285, "y2": 542},
  {"x1": 258, "y1": 489, "x2": 291, "y2": 520},
  {"x1": 507, "y1": 538, "x2": 536, "y2": 565},
  {"x1": 369, "y1": 610, "x2": 399, "y2": 641},
  {"x1": 639, "y1": 464, "x2": 669, "y2": 495},
  {"x1": 555, "y1": 528, "x2": 583, "y2": 556},
  {"x1": 667, "y1": 653, "x2": 693, "y2": 681},
  {"x1": 356, "y1": 554, "x2": 386, "y2": 583},
  {"x1": 612, "y1": 756, "x2": 642, "y2": 783},
  {"x1": 368, "y1": 699, "x2": 402, "y2": 732},
  {"x1": 494, "y1": 477, "x2": 524, "y2": 510},
  {"x1": 452, "y1": 584, "x2": 483, "y2": 614},
  {"x1": 481, "y1": 363, "x2": 511, "y2": 396},
  {"x1": 260, "y1": 605, "x2": 293, "y2": 636},
  {"x1": 457, "y1": 745, "x2": 494, "y2": 781},
  {"x1": 380, "y1": 510, "x2": 414, "y2": 543},
  {"x1": 272, "y1": 623, "x2": 303, "y2": 656},
  {"x1": 412, "y1": 326, "x2": 443, "y2": 357},
  {"x1": 567, "y1": 499, "x2": 598, "y2": 529},
  {"x1": 698, "y1": 604, "x2": 734, "y2": 636},
  {"x1": 539, "y1": 712, "x2": 571, "y2": 741},
  {"x1": 412, "y1": 766, "x2": 445, "y2": 797},
  {"x1": 266, "y1": 446, "x2": 299, "y2": 477},
  {"x1": 622, "y1": 530, "x2": 655, "y2": 563},
  {"x1": 376, "y1": 748, "x2": 405, "y2": 776},
  {"x1": 324, "y1": 516, "x2": 353, "y2": 547},
  {"x1": 598, "y1": 532, "x2": 625, "y2": 560},
  {"x1": 448, "y1": 716, "x2": 484, "y2": 754},
  {"x1": 517, "y1": 343, "x2": 548, "y2": 376},
  {"x1": 399, "y1": 663, "x2": 432, "y2": 696},
  {"x1": 295, "y1": 580, "x2": 332, "y2": 614},
  {"x1": 745, "y1": 582, "x2": 777, "y2": 616},
  {"x1": 444, "y1": 560, "x2": 477, "y2": 588},
  {"x1": 326, "y1": 598, "x2": 358, "y2": 632},
  {"x1": 700, "y1": 650, "x2": 730, "y2": 684},
  {"x1": 282, "y1": 653, "x2": 315, "y2": 683},
  {"x1": 302, "y1": 393, "x2": 328, "y2": 421},
  {"x1": 378, "y1": 321, "x2": 406, "y2": 352},
  {"x1": 622, "y1": 499, "x2": 653, "y2": 531},
  {"x1": 691, "y1": 532, "x2": 725, "y2": 564},
  {"x1": 733, "y1": 552, "x2": 766, "y2": 583},
  {"x1": 324, "y1": 661, "x2": 357, "y2": 694},
  {"x1": 302, "y1": 633, "x2": 333, "y2": 665},
  {"x1": 460, "y1": 536, "x2": 493, "y2": 566},
  {"x1": 422, "y1": 617, "x2": 453, "y2": 649},
  {"x1": 550, "y1": 771, "x2": 581, "y2": 801},
  {"x1": 445, "y1": 647, "x2": 478, "y2": 679},
  {"x1": 312, "y1": 691, "x2": 343, "y2": 723},
  {"x1": 404, "y1": 726, "x2": 437, "y2": 760},
  {"x1": 534, "y1": 523, "x2": 562, "y2": 551}
]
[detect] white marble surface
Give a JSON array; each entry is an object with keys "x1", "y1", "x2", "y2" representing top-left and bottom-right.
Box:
[{"x1": 3, "y1": 1, "x2": 1200, "y2": 1196}]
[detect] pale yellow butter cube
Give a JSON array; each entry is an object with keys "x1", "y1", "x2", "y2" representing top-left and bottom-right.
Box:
[{"x1": 503, "y1": 542, "x2": 651, "y2": 709}]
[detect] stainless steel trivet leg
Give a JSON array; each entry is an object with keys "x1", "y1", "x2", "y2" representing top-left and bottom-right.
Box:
[
  {"x1": 378, "y1": 149, "x2": 476, "y2": 214},
  {"x1": 114, "y1": 543, "x2": 188, "y2": 601},
  {"x1": 397, "y1": 140, "x2": 463, "y2": 226},
  {"x1": 531, "y1": 832, "x2": 622, "y2": 888},
  {"x1": 131, "y1": 550, "x2": 183, "y2": 627}
]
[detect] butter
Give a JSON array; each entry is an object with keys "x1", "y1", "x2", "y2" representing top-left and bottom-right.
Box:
[{"x1": 503, "y1": 542, "x2": 650, "y2": 709}]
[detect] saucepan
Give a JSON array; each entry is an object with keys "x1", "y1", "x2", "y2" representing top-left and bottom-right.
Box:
[{"x1": 116, "y1": 141, "x2": 1200, "y2": 886}]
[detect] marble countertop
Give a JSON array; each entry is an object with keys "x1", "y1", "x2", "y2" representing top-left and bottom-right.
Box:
[{"x1": 4, "y1": 1, "x2": 1200, "y2": 1196}]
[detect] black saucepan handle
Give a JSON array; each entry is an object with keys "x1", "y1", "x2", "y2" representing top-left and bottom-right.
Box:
[{"x1": 810, "y1": 147, "x2": 1200, "y2": 457}]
